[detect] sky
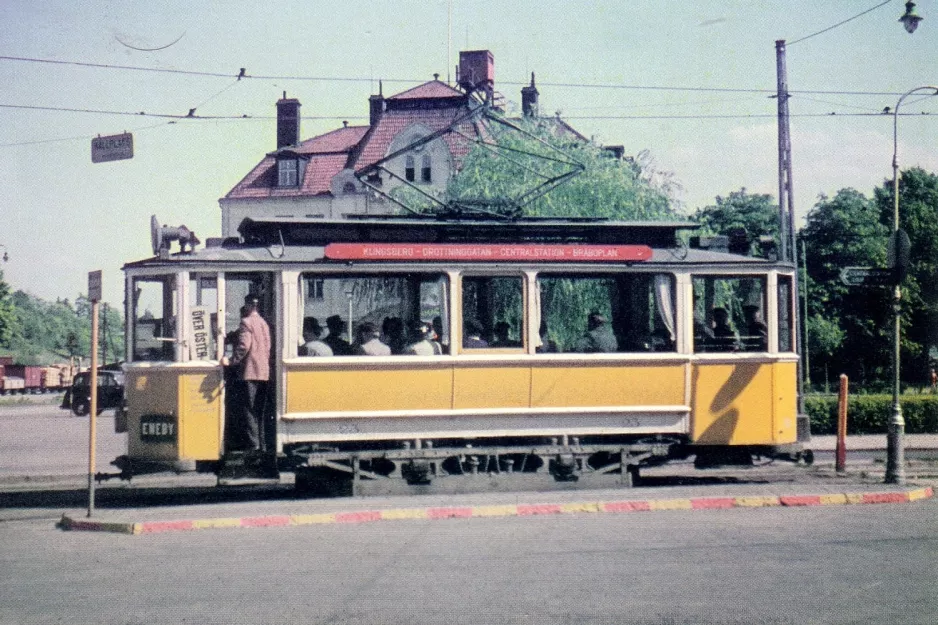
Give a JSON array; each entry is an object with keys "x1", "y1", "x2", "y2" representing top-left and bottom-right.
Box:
[{"x1": 0, "y1": 1, "x2": 936, "y2": 307}]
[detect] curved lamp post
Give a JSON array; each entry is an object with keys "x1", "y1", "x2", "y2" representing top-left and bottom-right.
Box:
[{"x1": 887, "y1": 85, "x2": 938, "y2": 484}]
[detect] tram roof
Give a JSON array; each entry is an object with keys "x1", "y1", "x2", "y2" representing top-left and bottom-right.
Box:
[{"x1": 124, "y1": 216, "x2": 784, "y2": 270}]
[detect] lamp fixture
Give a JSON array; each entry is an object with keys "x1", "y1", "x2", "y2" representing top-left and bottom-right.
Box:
[{"x1": 900, "y1": 0, "x2": 923, "y2": 33}]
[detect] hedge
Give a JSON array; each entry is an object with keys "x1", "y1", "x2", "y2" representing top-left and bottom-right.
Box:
[{"x1": 804, "y1": 394, "x2": 938, "y2": 435}]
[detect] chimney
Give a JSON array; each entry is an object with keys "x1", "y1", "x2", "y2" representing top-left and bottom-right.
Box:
[
  {"x1": 458, "y1": 50, "x2": 494, "y2": 99},
  {"x1": 276, "y1": 92, "x2": 301, "y2": 149},
  {"x1": 521, "y1": 72, "x2": 539, "y2": 117},
  {"x1": 369, "y1": 81, "x2": 384, "y2": 127}
]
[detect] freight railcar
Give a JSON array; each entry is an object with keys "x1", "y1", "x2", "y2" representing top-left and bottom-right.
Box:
[{"x1": 111, "y1": 215, "x2": 809, "y2": 493}]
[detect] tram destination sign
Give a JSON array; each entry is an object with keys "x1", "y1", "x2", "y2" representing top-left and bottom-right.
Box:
[
  {"x1": 91, "y1": 132, "x2": 133, "y2": 163},
  {"x1": 840, "y1": 266, "x2": 894, "y2": 287},
  {"x1": 325, "y1": 243, "x2": 654, "y2": 262}
]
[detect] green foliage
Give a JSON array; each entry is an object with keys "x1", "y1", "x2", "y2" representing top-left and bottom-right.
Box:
[
  {"x1": 805, "y1": 394, "x2": 938, "y2": 435},
  {"x1": 0, "y1": 270, "x2": 15, "y2": 348},
  {"x1": 393, "y1": 114, "x2": 677, "y2": 221},
  {"x1": 800, "y1": 188, "x2": 891, "y2": 385},
  {"x1": 693, "y1": 189, "x2": 780, "y2": 252},
  {"x1": 2, "y1": 291, "x2": 124, "y2": 365},
  {"x1": 874, "y1": 167, "x2": 938, "y2": 382}
]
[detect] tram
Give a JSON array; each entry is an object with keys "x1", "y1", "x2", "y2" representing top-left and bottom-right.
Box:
[{"x1": 113, "y1": 215, "x2": 809, "y2": 493}]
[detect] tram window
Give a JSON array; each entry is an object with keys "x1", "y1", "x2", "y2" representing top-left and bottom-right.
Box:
[
  {"x1": 778, "y1": 275, "x2": 794, "y2": 352},
  {"x1": 188, "y1": 275, "x2": 218, "y2": 361},
  {"x1": 537, "y1": 274, "x2": 676, "y2": 353},
  {"x1": 692, "y1": 276, "x2": 768, "y2": 353},
  {"x1": 131, "y1": 276, "x2": 176, "y2": 362},
  {"x1": 299, "y1": 273, "x2": 449, "y2": 356},
  {"x1": 462, "y1": 276, "x2": 524, "y2": 349}
]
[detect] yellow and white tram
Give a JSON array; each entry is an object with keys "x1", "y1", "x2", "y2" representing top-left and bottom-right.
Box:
[{"x1": 116, "y1": 216, "x2": 808, "y2": 493}]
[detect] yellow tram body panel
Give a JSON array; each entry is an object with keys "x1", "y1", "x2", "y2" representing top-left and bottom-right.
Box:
[
  {"x1": 287, "y1": 364, "x2": 454, "y2": 413},
  {"x1": 283, "y1": 359, "x2": 796, "y2": 446},
  {"x1": 691, "y1": 360, "x2": 797, "y2": 445},
  {"x1": 285, "y1": 361, "x2": 686, "y2": 414},
  {"x1": 125, "y1": 367, "x2": 224, "y2": 461},
  {"x1": 531, "y1": 362, "x2": 684, "y2": 407}
]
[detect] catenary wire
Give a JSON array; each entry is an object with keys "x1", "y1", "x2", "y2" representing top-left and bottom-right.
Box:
[
  {"x1": 0, "y1": 54, "x2": 920, "y2": 97},
  {"x1": 787, "y1": 0, "x2": 894, "y2": 46}
]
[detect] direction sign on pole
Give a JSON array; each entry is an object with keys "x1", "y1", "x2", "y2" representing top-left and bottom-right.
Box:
[
  {"x1": 840, "y1": 266, "x2": 894, "y2": 287},
  {"x1": 87, "y1": 270, "x2": 102, "y2": 301},
  {"x1": 91, "y1": 132, "x2": 133, "y2": 163}
]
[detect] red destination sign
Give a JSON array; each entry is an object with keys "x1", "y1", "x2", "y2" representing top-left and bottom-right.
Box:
[{"x1": 324, "y1": 243, "x2": 653, "y2": 262}]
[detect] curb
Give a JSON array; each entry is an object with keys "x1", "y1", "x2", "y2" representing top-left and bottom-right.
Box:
[{"x1": 58, "y1": 485, "x2": 934, "y2": 535}]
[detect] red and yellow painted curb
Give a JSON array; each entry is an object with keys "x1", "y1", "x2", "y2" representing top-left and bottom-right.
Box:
[{"x1": 58, "y1": 486, "x2": 934, "y2": 535}]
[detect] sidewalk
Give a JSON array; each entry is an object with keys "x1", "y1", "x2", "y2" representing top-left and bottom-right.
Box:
[
  {"x1": 58, "y1": 461, "x2": 936, "y2": 535},
  {"x1": 808, "y1": 433, "x2": 938, "y2": 451}
]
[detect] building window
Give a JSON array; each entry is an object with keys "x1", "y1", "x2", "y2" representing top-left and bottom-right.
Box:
[
  {"x1": 405, "y1": 156, "x2": 415, "y2": 182},
  {"x1": 278, "y1": 159, "x2": 299, "y2": 187},
  {"x1": 307, "y1": 278, "x2": 324, "y2": 300},
  {"x1": 343, "y1": 181, "x2": 357, "y2": 194},
  {"x1": 421, "y1": 154, "x2": 432, "y2": 183}
]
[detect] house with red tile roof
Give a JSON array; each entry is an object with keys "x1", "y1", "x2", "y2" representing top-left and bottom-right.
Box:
[{"x1": 219, "y1": 50, "x2": 600, "y2": 237}]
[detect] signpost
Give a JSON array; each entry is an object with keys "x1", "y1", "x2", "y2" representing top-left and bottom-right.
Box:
[
  {"x1": 839, "y1": 266, "x2": 894, "y2": 287},
  {"x1": 86, "y1": 271, "x2": 101, "y2": 517},
  {"x1": 91, "y1": 132, "x2": 133, "y2": 163}
]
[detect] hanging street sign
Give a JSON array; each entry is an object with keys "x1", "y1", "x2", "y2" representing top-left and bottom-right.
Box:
[
  {"x1": 87, "y1": 270, "x2": 102, "y2": 301},
  {"x1": 840, "y1": 266, "x2": 893, "y2": 287},
  {"x1": 91, "y1": 132, "x2": 133, "y2": 163}
]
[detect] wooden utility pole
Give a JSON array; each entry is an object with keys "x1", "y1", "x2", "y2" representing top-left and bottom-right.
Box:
[
  {"x1": 777, "y1": 40, "x2": 805, "y2": 416},
  {"x1": 86, "y1": 271, "x2": 101, "y2": 517}
]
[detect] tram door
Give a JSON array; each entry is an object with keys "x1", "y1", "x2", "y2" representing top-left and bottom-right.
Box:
[{"x1": 223, "y1": 273, "x2": 277, "y2": 454}]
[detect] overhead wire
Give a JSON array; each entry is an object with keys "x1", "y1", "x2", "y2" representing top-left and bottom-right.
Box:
[
  {"x1": 787, "y1": 0, "x2": 895, "y2": 46},
  {"x1": 0, "y1": 54, "x2": 920, "y2": 97}
]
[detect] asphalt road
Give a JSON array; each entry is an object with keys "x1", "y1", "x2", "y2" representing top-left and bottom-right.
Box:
[
  {"x1": 0, "y1": 400, "x2": 127, "y2": 479},
  {"x1": 2, "y1": 402, "x2": 937, "y2": 624},
  {"x1": 2, "y1": 493, "x2": 936, "y2": 625}
]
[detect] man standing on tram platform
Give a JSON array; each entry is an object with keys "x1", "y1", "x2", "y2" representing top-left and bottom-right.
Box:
[{"x1": 224, "y1": 296, "x2": 272, "y2": 453}]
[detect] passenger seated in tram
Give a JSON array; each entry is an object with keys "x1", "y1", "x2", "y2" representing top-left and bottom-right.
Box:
[
  {"x1": 650, "y1": 326, "x2": 675, "y2": 352},
  {"x1": 404, "y1": 320, "x2": 439, "y2": 355},
  {"x1": 574, "y1": 312, "x2": 618, "y2": 353},
  {"x1": 324, "y1": 315, "x2": 353, "y2": 355},
  {"x1": 463, "y1": 318, "x2": 489, "y2": 348},
  {"x1": 382, "y1": 317, "x2": 407, "y2": 355},
  {"x1": 431, "y1": 316, "x2": 449, "y2": 354},
  {"x1": 535, "y1": 319, "x2": 560, "y2": 353},
  {"x1": 301, "y1": 316, "x2": 333, "y2": 357},
  {"x1": 741, "y1": 305, "x2": 768, "y2": 351},
  {"x1": 353, "y1": 322, "x2": 391, "y2": 356},
  {"x1": 710, "y1": 307, "x2": 740, "y2": 352},
  {"x1": 491, "y1": 321, "x2": 521, "y2": 348}
]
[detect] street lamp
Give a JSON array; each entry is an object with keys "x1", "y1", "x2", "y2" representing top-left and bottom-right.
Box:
[
  {"x1": 887, "y1": 85, "x2": 938, "y2": 484},
  {"x1": 899, "y1": 1, "x2": 924, "y2": 33}
]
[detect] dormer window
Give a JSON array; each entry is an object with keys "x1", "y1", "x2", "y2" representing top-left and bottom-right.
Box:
[
  {"x1": 278, "y1": 158, "x2": 299, "y2": 187},
  {"x1": 405, "y1": 156, "x2": 416, "y2": 182}
]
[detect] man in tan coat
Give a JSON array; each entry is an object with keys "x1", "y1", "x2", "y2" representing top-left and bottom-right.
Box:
[{"x1": 227, "y1": 297, "x2": 271, "y2": 452}]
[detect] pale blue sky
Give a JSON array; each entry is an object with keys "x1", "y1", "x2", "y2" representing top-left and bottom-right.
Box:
[{"x1": 1, "y1": 1, "x2": 936, "y2": 306}]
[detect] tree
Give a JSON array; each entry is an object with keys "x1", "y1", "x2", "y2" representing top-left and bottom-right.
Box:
[
  {"x1": 875, "y1": 167, "x2": 938, "y2": 383},
  {"x1": 800, "y1": 188, "x2": 891, "y2": 386},
  {"x1": 693, "y1": 189, "x2": 780, "y2": 254},
  {"x1": 392, "y1": 114, "x2": 677, "y2": 221},
  {"x1": 0, "y1": 270, "x2": 15, "y2": 349},
  {"x1": 2, "y1": 291, "x2": 124, "y2": 365}
]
